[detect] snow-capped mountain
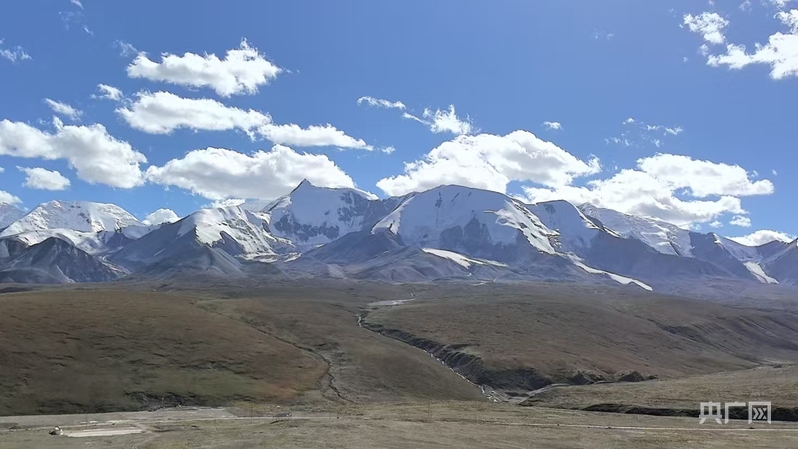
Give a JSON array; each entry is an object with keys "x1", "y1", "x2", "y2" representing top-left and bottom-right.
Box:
[
  {"x1": 372, "y1": 185, "x2": 557, "y2": 262},
  {"x1": 0, "y1": 203, "x2": 25, "y2": 229},
  {"x1": 0, "y1": 237, "x2": 123, "y2": 283},
  {"x1": 0, "y1": 200, "x2": 143, "y2": 237},
  {"x1": 527, "y1": 200, "x2": 609, "y2": 255},
  {"x1": 760, "y1": 239, "x2": 798, "y2": 286},
  {"x1": 111, "y1": 205, "x2": 291, "y2": 272},
  {"x1": 266, "y1": 179, "x2": 399, "y2": 251},
  {"x1": 579, "y1": 204, "x2": 693, "y2": 257},
  {"x1": 0, "y1": 181, "x2": 793, "y2": 292}
]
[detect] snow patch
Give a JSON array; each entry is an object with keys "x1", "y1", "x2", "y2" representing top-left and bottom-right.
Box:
[
  {"x1": 422, "y1": 248, "x2": 508, "y2": 268},
  {"x1": 579, "y1": 204, "x2": 693, "y2": 257},
  {"x1": 569, "y1": 256, "x2": 653, "y2": 291},
  {"x1": 744, "y1": 262, "x2": 779, "y2": 284}
]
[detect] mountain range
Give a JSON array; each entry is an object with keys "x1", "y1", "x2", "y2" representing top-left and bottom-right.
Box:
[{"x1": 0, "y1": 180, "x2": 795, "y2": 295}]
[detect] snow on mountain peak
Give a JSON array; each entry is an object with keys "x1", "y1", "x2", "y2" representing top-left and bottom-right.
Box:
[
  {"x1": 579, "y1": 204, "x2": 693, "y2": 257},
  {"x1": 177, "y1": 205, "x2": 281, "y2": 258},
  {"x1": 527, "y1": 200, "x2": 601, "y2": 253},
  {"x1": 372, "y1": 185, "x2": 557, "y2": 256},
  {"x1": 267, "y1": 180, "x2": 387, "y2": 250},
  {"x1": 0, "y1": 200, "x2": 142, "y2": 237}
]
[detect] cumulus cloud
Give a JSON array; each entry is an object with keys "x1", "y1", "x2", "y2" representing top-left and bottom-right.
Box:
[
  {"x1": 127, "y1": 39, "x2": 281, "y2": 97},
  {"x1": 523, "y1": 154, "x2": 771, "y2": 227},
  {"x1": 17, "y1": 167, "x2": 71, "y2": 190},
  {"x1": 636, "y1": 154, "x2": 774, "y2": 197},
  {"x1": 710, "y1": 220, "x2": 724, "y2": 228},
  {"x1": 43, "y1": 99, "x2": 82, "y2": 121},
  {"x1": 0, "y1": 39, "x2": 32, "y2": 63},
  {"x1": 357, "y1": 96, "x2": 406, "y2": 110},
  {"x1": 543, "y1": 121, "x2": 563, "y2": 130},
  {"x1": 683, "y1": 12, "x2": 730, "y2": 44},
  {"x1": 730, "y1": 215, "x2": 752, "y2": 227},
  {"x1": 145, "y1": 145, "x2": 356, "y2": 200},
  {"x1": 117, "y1": 91, "x2": 270, "y2": 136},
  {"x1": 0, "y1": 117, "x2": 146, "y2": 188},
  {"x1": 729, "y1": 229, "x2": 795, "y2": 246},
  {"x1": 92, "y1": 84, "x2": 123, "y2": 101},
  {"x1": 117, "y1": 91, "x2": 370, "y2": 149},
  {"x1": 377, "y1": 130, "x2": 600, "y2": 196},
  {"x1": 706, "y1": 9, "x2": 798, "y2": 79},
  {"x1": 143, "y1": 208, "x2": 180, "y2": 226},
  {"x1": 0, "y1": 190, "x2": 21, "y2": 205}
]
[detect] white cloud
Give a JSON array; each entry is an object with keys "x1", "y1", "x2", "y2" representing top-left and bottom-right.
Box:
[
  {"x1": 740, "y1": 0, "x2": 752, "y2": 11},
  {"x1": 92, "y1": 84, "x2": 124, "y2": 101},
  {"x1": 118, "y1": 91, "x2": 270, "y2": 136},
  {"x1": 17, "y1": 167, "x2": 71, "y2": 190},
  {"x1": 423, "y1": 106, "x2": 472, "y2": 135},
  {"x1": 377, "y1": 130, "x2": 600, "y2": 196},
  {"x1": 210, "y1": 198, "x2": 246, "y2": 208},
  {"x1": 636, "y1": 153, "x2": 773, "y2": 198},
  {"x1": 0, "y1": 190, "x2": 21, "y2": 205},
  {"x1": 730, "y1": 215, "x2": 752, "y2": 227},
  {"x1": 772, "y1": 0, "x2": 797, "y2": 9},
  {"x1": 43, "y1": 99, "x2": 82, "y2": 121},
  {"x1": 143, "y1": 208, "x2": 180, "y2": 226},
  {"x1": 609, "y1": 118, "x2": 684, "y2": 148},
  {"x1": 258, "y1": 123, "x2": 370, "y2": 150},
  {"x1": 729, "y1": 229, "x2": 795, "y2": 246},
  {"x1": 592, "y1": 30, "x2": 615, "y2": 40},
  {"x1": 0, "y1": 117, "x2": 147, "y2": 188},
  {"x1": 357, "y1": 96, "x2": 406, "y2": 110},
  {"x1": 145, "y1": 145, "x2": 356, "y2": 200},
  {"x1": 402, "y1": 106, "x2": 473, "y2": 135},
  {"x1": 0, "y1": 39, "x2": 32, "y2": 63},
  {"x1": 117, "y1": 91, "x2": 369, "y2": 149},
  {"x1": 683, "y1": 12, "x2": 730, "y2": 45},
  {"x1": 70, "y1": 0, "x2": 83, "y2": 9},
  {"x1": 706, "y1": 10, "x2": 798, "y2": 80},
  {"x1": 543, "y1": 121, "x2": 563, "y2": 130},
  {"x1": 381, "y1": 146, "x2": 396, "y2": 155},
  {"x1": 115, "y1": 40, "x2": 138, "y2": 57},
  {"x1": 710, "y1": 220, "x2": 724, "y2": 228},
  {"x1": 127, "y1": 39, "x2": 282, "y2": 97},
  {"x1": 773, "y1": 169, "x2": 778, "y2": 175},
  {"x1": 523, "y1": 154, "x2": 771, "y2": 227}
]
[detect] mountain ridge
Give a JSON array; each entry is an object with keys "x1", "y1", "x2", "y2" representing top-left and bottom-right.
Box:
[{"x1": 0, "y1": 181, "x2": 793, "y2": 293}]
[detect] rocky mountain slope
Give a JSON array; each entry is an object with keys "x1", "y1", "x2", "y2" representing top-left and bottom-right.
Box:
[{"x1": 0, "y1": 181, "x2": 793, "y2": 291}]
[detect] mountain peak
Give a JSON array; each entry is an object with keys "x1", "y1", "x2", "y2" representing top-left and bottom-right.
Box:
[{"x1": 0, "y1": 200, "x2": 142, "y2": 237}]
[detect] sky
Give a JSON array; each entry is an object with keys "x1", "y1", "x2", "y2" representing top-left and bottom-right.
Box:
[{"x1": 0, "y1": 0, "x2": 795, "y2": 245}]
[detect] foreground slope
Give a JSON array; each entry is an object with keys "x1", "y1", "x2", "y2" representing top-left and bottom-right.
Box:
[
  {"x1": 362, "y1": 283, "x2": 798, "y2": 394},
  {"x1": 0, "y1": 289, "x2": 325, "y2": 415}
]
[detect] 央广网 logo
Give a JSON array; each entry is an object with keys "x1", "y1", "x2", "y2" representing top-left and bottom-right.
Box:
[{"x1": 699, "y1": 401, "x2": 771, "y2": 424}]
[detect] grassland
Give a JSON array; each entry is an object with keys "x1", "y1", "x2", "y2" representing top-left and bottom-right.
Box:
[
  {"x1": 363, "y1": 283, "x2": 798, "y2": 391},
  {"x1": 2, "y1": 279, "x2": 798, "y2": 434}
]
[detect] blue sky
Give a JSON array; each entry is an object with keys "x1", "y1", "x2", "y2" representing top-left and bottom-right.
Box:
[{"x1": 0, "y1": 0, "x2": 795, "y2": 244}]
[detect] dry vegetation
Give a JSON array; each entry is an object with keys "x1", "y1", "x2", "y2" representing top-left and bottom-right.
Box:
[
  {"x1": 364, "y1": 283, "x2": 798, "y2": 388},
  {"x1": 0, "y1": 289, "x2": 324, "y2": 415}
]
